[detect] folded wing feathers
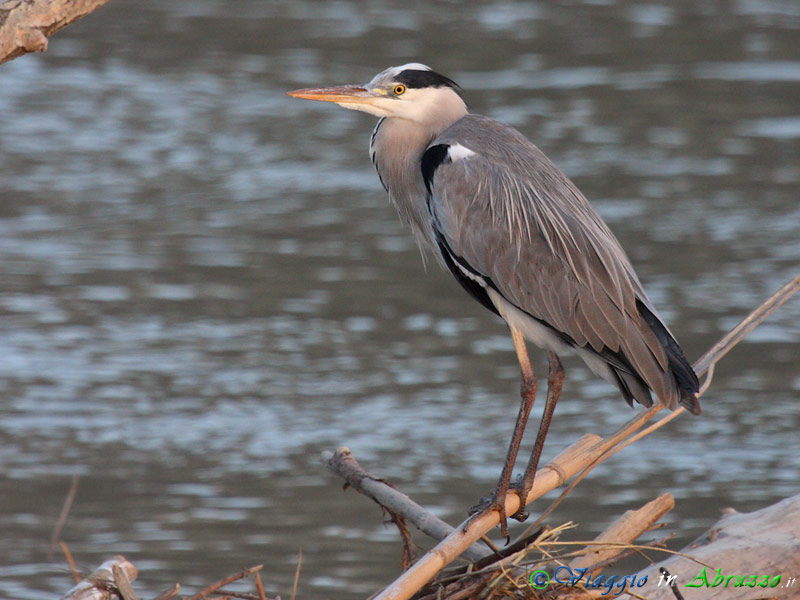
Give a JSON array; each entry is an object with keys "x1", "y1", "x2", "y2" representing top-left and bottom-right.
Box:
[{"x1": 428, "y1": 115, "x2": 687, "y2": 409}]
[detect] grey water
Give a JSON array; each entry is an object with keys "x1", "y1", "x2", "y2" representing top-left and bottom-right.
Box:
[{"x1": 0, "y1": 1, "x2": 798, "y2": 598}]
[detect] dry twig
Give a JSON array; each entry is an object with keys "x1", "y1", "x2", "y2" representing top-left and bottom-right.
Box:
[
  {"x1": 290, "y1": 550, "x2": 302, "y2": 600},
  {"x1": 254, "y1": 571, "x2": 267, "y2": 600},
  {"x1": 568, "y1": 493, "x2": 675, "y2": 570},
  {"x1": 50, "y1": 473, "x2": 80, "y2": 558},
  {"x1": 184, "y1": 565, "x2": 263, "y2": 600},
  {"x1": 60, "y1": 541, "x2": 82, "y2": 584},
  {"x1": 152, "y1": 583, "x2": 180, "y2": 600},
  {"x1": 371, "y1": 435, "x2": 606, "y2": 600},
  {"x1": 212, "y1": 591, "x2": 262, "y2": 600}
]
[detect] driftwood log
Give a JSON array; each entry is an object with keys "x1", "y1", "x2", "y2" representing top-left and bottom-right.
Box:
[
  {"x1": 0, "y1": 0, "x2": 111, "y2": 64},
  {"x1": 617, "y1": 493, "x2": 800, "y2": 600},
  {"x1": 568, "y1": 493, "x2": 675, "y2": 571}
]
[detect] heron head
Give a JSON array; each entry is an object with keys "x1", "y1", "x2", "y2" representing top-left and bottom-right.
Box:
[{"x1": 288, "y1": 63, "x2": 467, "y2": 125}]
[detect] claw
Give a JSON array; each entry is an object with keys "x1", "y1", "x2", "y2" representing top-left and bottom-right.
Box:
[
  {"x1": 510, "y1": 476, "x2": 531, "y2": 521},
  {"x1": 510, "y1": 506, "x2": 529, "y2": 522}
]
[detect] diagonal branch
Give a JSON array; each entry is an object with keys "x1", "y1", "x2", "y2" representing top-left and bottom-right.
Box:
[{"x1": 693, "y1": 275, "x2": 800, "y2": 376}]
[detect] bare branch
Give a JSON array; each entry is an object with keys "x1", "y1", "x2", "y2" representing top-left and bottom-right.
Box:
[
  {"x1": 323, "y1": 446, "x2": 490, "y2": 562},
  {"x1": 152, "y1": 583, "x2": 180, "y2": 600},
  {"x1": 693, "y1": 274, "x2": 800, "y2": 376},
  {"x1": 49, "y1": 473, "x2": 80, "y2": 558},
  {"x1": 0, "y1": 0, "x2": 112, "y2": 64},
  {"x1": 183, "y1": 565, "x2": 263, "y2": 600},
  {"x1": 372, "y1": 435, "x2": 606, "y2": 600},
  {"x1": 60, "y1": 541, "x2": 81, "y2": 585}
]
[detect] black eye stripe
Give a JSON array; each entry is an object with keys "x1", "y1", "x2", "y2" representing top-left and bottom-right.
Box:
[{"x1": 394, "y1": 69, "x2": 460, "y2": 90}]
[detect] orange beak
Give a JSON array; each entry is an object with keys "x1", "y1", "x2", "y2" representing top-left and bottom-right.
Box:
[{"x1": 287, "y1": 85, "x2": 379, "y2": 106}]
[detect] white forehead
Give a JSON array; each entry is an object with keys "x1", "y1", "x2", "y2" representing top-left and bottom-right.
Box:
[{"x1": 369, "y1": 63, "x2": 432, "y2": 85}]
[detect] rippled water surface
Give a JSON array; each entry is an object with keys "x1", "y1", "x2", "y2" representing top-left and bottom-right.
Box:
[{"x1": 1, "y1": 1, "x2": 798, "y2": 598}]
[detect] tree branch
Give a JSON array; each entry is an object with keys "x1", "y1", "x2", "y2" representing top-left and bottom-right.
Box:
[
  {"x1": 323, "y1": 446, "x2": 491, "y2": 563},
  {"x1": 0, "y1": 0, "x2": 111, "y2": 64}
]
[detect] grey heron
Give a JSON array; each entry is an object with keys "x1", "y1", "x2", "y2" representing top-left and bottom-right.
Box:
[{"x1": 288, "y1": 63, "x2": 700, "y2": 536}]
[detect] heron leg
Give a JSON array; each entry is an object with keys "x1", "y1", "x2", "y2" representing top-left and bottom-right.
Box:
[
  {"x1": 468, "y1": 325, "x2": 536, "y2": 539},
  {"x1": 511, "y1": 351, "x2": 564, "y2": 521}
]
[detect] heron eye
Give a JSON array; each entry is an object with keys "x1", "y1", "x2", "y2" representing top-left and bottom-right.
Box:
[{"x1": 393, "y1": 84, "x2": 406, "y2": 96}]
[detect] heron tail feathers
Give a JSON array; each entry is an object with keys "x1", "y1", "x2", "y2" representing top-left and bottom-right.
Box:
[{"x1": 636, "y1": 300, "x2": 701, "y2": 415}]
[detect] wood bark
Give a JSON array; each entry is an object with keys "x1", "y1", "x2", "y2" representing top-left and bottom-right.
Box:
[
  {"x1": 324, "y1": 446, "x2": 491, "y2": 562},
  {"x1": 0, "y1": 0, "x2": 111, "y2": 64},
  {"x1": 617, "y1": 493, "x2": 800, "y2": 600},
  {"x1": 568, "y1": 493, "x2": 675, "y2": 571},
  {"x1": 61, "y1": 555, "x2": 137, "y2": 600}
]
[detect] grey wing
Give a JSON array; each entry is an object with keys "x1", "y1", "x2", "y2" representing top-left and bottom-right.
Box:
[{"x1": 424, "y1": 116, "x2": 699, "y2": 412}]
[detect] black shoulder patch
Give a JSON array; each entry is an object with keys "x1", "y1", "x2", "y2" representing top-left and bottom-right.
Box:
[
  {"x1": 421, "y1": 144, "x2": 450, "y2": 193},
  {"x1": 395, "y1": 69, "x2": 460, "y2": 90}
]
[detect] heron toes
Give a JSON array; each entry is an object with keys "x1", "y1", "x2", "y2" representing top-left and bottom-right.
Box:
[
  {"x1": 510, "y1": 474, "x2": 532, "y2": 522},
  {"x1": 465, "y1": 493, "x2": 511, "y2": 538},
  {"x1": 468, "y1": 496, "x2": 489, "y2": 516},
  {"x1": 510, "y1": 507, "x2": 529, "y2": 522}
]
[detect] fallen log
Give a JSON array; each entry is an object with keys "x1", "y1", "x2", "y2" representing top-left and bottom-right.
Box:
[
  {"x1": 617, "y1": 493, "x2": 800, "y2": 600},
  {"x1": 568, "y1": 493, "x2": 675, "y2": 571}
]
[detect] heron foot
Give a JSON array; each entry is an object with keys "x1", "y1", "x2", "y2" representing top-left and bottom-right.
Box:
[
  {"x1": 509, "y1": 475, "x2": 531, "y2": 521},
  {"x1": 467, "y1": 495, "x2": 493, "y2": 516},
  {"x1": 465, "y1": 491, "x2": 514, "y2": 540}
]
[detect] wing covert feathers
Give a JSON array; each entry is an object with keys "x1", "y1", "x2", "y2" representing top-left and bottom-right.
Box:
[{"x1": 425, "y1": 115, "x2": 700, "y2": 414}]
